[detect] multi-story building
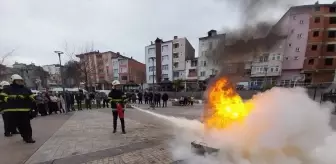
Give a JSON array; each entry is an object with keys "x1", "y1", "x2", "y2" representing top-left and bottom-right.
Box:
[
  {"x1": 111, "y1": 53, "x2": 146, "y2": 85},
  {"x1": 250, "y1": 6, "x2": 311, "y2": 87},
  {"x1": 42, "y1": 64, "x2": 61, "y2": 86},
  {"x1": 185, "y1": 58, "x2": 198, "y2": 81},
  {"x1": 145, "y1": 36, "x2": 195, "y2": 84},
  {"x1": 303, "y1": 3, "x2": 336, "y2": 84},
  {"x1": 77, "y1": 51, "x2": 145, "y2": 90},
  {"x1": 198, "y1": 30, "x2": 225, "y2": 81}
]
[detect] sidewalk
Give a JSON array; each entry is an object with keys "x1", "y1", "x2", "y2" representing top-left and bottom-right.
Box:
[{"x1": 24, "y1": 109, "x2": 175, "y2": 164}]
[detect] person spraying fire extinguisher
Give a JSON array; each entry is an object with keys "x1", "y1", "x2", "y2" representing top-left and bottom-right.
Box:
[{"x1": 108, "y1": 80, "x2": 126, "y2": 134}]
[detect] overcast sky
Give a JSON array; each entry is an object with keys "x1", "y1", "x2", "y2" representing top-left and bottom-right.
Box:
[{"x1": 0, "y1": 0, "x2": 334, "y2": 66}]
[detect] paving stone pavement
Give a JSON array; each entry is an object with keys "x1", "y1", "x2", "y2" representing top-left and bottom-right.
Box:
[
  {"x1": 81, "y1": 144, "x2": 174, "y2": 164},
  {"x1": 25, "y1": 109, "x2": 173, "y2": 164}
]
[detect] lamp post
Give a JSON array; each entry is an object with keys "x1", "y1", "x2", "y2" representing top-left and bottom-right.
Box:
[
  {"x1": 54, "y1": 51, "x2": 67, "y2": 113},
  {"x1": 149, "y1": 57, "x2": 156, "y2": 110}
]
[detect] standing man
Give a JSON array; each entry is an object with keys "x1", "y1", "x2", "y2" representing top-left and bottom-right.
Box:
[
  {"x1": 138, "y1": 92, "x2": 143, "y2": 104},
  {"x1": 0, "y1": 81, "x2": 19, "y2": 137},
  {"x1": 1, "y1": 74, "x2": 36, "y2": 143},
  {"x1": 108, "y1": 80, "x2": 126, "y2": 134},
  {"x1": 162, "y1": 92, "x2": 168, "y2": 108},
  {"x1": 76, "y1": 90, "x2": 84, "y2": 110}
]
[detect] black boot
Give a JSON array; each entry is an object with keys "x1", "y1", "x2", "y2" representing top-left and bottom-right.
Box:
[
  {"x1": 24, "y1": 138, "x2": 36, "y2": 143},
  {"x1": 122, "y1": 130, "x2": 126, "y2": 134},
  {"x1": 113, "y1": 130, "x2": 116, "y2": 133}
]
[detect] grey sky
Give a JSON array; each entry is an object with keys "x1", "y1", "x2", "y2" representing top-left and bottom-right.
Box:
[{"x1": 0, "y1": 0, "x2": 334, "y2": 66}]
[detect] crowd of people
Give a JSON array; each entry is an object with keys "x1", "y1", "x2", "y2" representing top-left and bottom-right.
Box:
[
  {"x1": 0, "y1": 75, "x2": 131, "y2": 144},
  {"x1": 126, "y1": 91, "x2": 169, "y2": 107}
]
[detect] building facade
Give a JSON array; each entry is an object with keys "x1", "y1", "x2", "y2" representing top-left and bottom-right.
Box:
[
  {"x1": 303, "y1": 3, "x2": 336, "y2": 84},
  {"x1": 198, "y1": 30, "x2": 225, "y2": 81},
  {"x1": 145, "y1": 36, "x2": 195, "y2": 84},
  {"x1": 185, "y1": 58, "x2": 198, "y2": 81},
  {"x1": 77, "y1": 51, "x2": 145, "y2": 90},
  {"x1": 42, "y1": 64, "x2": 61, "y2": 86}
]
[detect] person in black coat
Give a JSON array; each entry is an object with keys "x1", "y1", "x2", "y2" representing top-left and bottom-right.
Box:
[
  {"x1": 144, "y1": 92, "x2": 148, "y2": 104},
  {"x1": 162, "y1": 93, "x2": 168, "y2": 107},
  {"x1": 138, "y1": 92, "x2": 143, "y2": 104}
]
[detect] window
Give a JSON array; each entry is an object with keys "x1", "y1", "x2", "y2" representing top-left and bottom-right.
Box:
[
  {"x1": 293, "y1": 16, "x2": 296, "y2": 20},
  {"x1": 327, "y1": 44, "x2": 335, "y2": 52},
  {"x1": 173, "y1": 71, "x2": 179, "y2": 77},
  {"x1": 149, "y1": 75, "x2": 156, "y2": 80},
  {"x1": 314, "y1": 17, "x2": 320, "y2": 23},
  {"x1": 294, "y1": 56, "x2": 299, "y2": 60},
  {"x1": 330, "y1": 17, "x2": 336, "y2": 24},
  {"x1": 275, "y1": 66, "x2": 279, "y2": 72},
  {"x1": 270, "y1": 68, "x2": 274, "y2": 72},
  {"x1": 263, "y1": 55, "x2": 268, "y2": 62},
  {"x1": 325, "y1": 58, "x2": 333, "y2": 66},
  {"x1": 311, "y1": 45, "x2": 318, "y2": 51},
  {"x1": 114, "y1": 77, "x2": 118, "y2": 80},
  {"x1": 162, "y1": 55, "x2": 169, "y2": 61},
  {"x1": 313, "y1": 31, "x2": 319, "y2": 37},
  {"x1": 308, "y1": 59, "x2": 314, "y2": 65},
  {"x1": 297, "y1": 33, "x2": 302, "y2": 38},
  {"x1": 289, "y1": 43, "x2": 292, "y2": 47},
  {"x1": 272, "y1": 55, "x2": 275, "y2": 60},
  {"x1": 259, "y1": 56, "x2": 263, "y2": 62},
  {"x1": 121, "y1": 76, "x2": 127, "y2": 81},
  {"x1": 162, "y1": 74, "x2": 168, "y2": 79},
  {"x1": 277, "y1": 55, "x2": 281, "y2": 60},
  {"x1": 203, "y1": 61, "x2": 207, "y2": 66},
  {"x1": 161, "y1": 45, "x2": 168, "y2": 52},
  {"x1": 285, "y1": 57, "x2": 289, "y2": 60},
  {"x1": 148, "y1": 48, "x2": 155, "y2": 54},
  {"x1": 300, "y1": 20, "x2": 304, "y2": 24},
  {"x1": 173, "y1": 62, "x2": 179, "y2": 68},
  {"x1": 328, "y1": 30, "x2": 336, "y2": 38},
  {"x1": 295, "y1": 48, "x2": 300, "y2": 52},
  {"x1": 314, "y1": 7, "x2": 320, "y2": 11},
  {"x1": 162, "y1": 64, "x2": 168, "y2": 70},
  {"x1": 174, "y1": 43, "x2": 179, "y2": 48},
  {"x1": 200, "y1": 71, "x2": 205, "y2": 76},
  {"x1": 330, "y1": 7, "x2": 336, "y2": 13},
  {"x1": 149, "y1": 66, "x2": 155, "y2": 72},
  {"x1": 173, "y1": 53, "x2": 179, "y2": 58}
]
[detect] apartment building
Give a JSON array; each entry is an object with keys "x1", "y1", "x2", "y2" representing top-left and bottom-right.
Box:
[
  {"x1": 42, "y1": 64, "x2": 61, "y2": 86},
  {"x1": 145, "y1": 36, "x2": 195, "y2": 84},
  {"x1": 111, "y1": 54, "x2": 146, "y2": 85},
  {"x1": 250, "y1": 6, "x2": 311, "y2": 87},
  {"x1": 198, "y1": 30, "x2": 225, "y2": 81},
  {"x1": 185, "y1": 58, "x2": 198, "y2": 81},
  {"x1": 303, "y1": 3, "x2": 336, "y2": 84},
  {"x1": 77, "y1": 51, "x2": 145, "y2": 89}
]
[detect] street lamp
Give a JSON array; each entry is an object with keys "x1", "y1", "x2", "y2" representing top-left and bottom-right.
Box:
[
  {"x1": 54, "y1": 50, "x2": 67, "y2": 113},
  {"x1": 149, "y1": 57, "x2": 156, "y2": 110}
]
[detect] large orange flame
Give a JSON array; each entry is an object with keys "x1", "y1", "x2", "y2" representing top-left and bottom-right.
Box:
[{"x1": 204, "y1": 77, "x2": 252, "y2": 129}]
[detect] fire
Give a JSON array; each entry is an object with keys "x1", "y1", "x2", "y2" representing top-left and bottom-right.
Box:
[{"x1": 204, "y1": 77, "x2": 253, "y2": 129}]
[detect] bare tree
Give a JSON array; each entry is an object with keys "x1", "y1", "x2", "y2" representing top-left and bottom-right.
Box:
[
  {"x1": 0, "y1": 49, "x2": 15, "y2": 81},
  {"x1": 62, "y1": 41, "x2": 97, "y2": 90}
]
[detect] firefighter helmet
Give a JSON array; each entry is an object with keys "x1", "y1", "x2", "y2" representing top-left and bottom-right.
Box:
[
  {"x1": 0, "y1": 81, "x2": 10, "y2": 89},
  {"x1": 10, "y1": 74, "x2": 23, "y2": 83},
  {"x1": 112, "y1": 80, "x2": 120, "y2": 86}
]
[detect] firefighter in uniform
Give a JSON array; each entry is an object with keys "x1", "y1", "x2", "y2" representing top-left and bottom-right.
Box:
[
  {"x1": 1, "y1": 74, "x2": 36, "y2": 143},
  {"x1": 0, "y1": 81, "x2": 20, "y2": 137},
  {"x1": 108, "y1": 80, "x2": 127, "y2": 134}
]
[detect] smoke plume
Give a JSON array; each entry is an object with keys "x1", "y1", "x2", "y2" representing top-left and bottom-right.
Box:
[
  {"x1": 210, "y1": 0, "x2": 318, "y2": 83},
  {"x1": 169, "y1": 87, "x2": 336, "y2": 164}
]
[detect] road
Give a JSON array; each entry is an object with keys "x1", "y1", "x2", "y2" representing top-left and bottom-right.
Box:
[{"x1": 1, "y1": 102, "x2": 336, "y2": 164}]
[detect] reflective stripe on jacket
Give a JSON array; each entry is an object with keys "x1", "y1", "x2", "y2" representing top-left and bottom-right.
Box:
[{"x1": 1, "y1": 84, "x2": 34, "y2": 112}]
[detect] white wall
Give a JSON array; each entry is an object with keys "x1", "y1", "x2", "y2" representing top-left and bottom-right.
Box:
[
  {"x1": 198, "y1": 38, "x2": 220, "y2": 80},
  {"x1": 42, "y1": 65, "x2": 60, "y2": 75},
  {"x1": 111, "y1": 58, "x2": 119, "y2": 81}
]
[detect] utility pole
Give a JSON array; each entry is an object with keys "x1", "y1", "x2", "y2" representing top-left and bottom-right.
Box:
[{"x1": 54, "y1": 51, "x2": 68, "y2": 113}]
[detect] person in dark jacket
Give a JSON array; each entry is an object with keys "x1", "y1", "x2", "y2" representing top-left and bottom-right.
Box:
[
  {"x1": 0, "y1": 81, "x2": 19, "y2": 137},
  {"x1": 138, "y1": 92, "x2": 143, "y2": 104},
  {"x1": 155, "y1": 92, "x2": 161, "y2": 107},
  {"x1": 161, "y1": 93, "x2": 168, "y2": 107},
  {"x1": 144, "y1": 92, "x2": 148, "y2": 104},
  {"x1": 76, "y1": 90, "x2": 84, "y2": 110},
  {"x1": 148, "y1": 92, "x2": 153, "y2": 105},
  {"x1": 108, "y1": 80, "x2": 126, "y2": 134},
  {"x1": 1, "y1": 74, "x2": 36, "y2": 143}
]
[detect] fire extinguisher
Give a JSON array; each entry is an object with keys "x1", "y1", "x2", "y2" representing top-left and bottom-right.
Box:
[{"x1": 116, "y1": 103, "x2": 124, "y2": 118}]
